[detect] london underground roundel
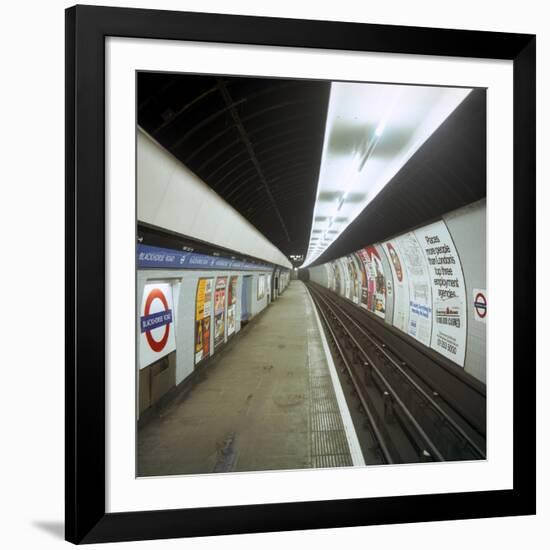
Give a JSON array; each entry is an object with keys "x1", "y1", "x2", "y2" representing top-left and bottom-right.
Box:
[
  {"x1": 142, "y1": 288, "x2": 172, "y2": 352},
  {"x1": 473, "y1": 289, "x2": 487, "y2": 323},
  {"x1": 474, "y1": 293, "x2": 487, "y2": 318},
  {"x1": 140, "y1": 283, "x2": 177, "y2": 368}
]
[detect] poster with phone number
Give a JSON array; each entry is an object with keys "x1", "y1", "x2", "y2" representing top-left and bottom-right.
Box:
[
  {"x1": 214, "y1": 277, "x2": 227, "y2": 349},
  {"x1": 227, "y1": 276, "x2": 238, "y2": 336},
  {"x1": 195, "y1": 278, "x2": 212, "y2": 364}
]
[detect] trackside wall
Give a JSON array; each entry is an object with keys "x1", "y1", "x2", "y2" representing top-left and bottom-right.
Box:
[{"x1": 309, "y1": 200, "x2": 486, "y2": 383}]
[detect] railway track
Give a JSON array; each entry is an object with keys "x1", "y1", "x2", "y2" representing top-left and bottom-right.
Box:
[{"x1": 307, "y1": 282, "x2": 487, "y2": 465}]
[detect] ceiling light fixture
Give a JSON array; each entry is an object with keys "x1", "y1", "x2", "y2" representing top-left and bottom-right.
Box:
[{"x1": 301, "y1": 82, "x2": 472, "y2": 268}]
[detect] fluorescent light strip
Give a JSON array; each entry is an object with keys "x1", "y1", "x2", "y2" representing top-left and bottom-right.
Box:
[{"x1": 302, "y1": 82, "x2": 471, "y2": 267}]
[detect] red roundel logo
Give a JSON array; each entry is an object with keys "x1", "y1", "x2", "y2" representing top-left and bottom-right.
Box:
[
  {"x1": 142, "y1": 288, "x2": 172, "y2": 352},
  {"x1": 474, "y1": 292, "x2": 487, "y2": 319}
]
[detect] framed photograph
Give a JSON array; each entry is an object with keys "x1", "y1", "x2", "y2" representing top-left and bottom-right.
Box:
[{"x1": 65, "y1": 5, "x2": 535, "y2": 544}]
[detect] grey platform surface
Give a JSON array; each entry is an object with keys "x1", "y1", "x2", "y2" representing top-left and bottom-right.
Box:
[{"x1": 138, "y1": 280, "x2": 353, "y2": 476}]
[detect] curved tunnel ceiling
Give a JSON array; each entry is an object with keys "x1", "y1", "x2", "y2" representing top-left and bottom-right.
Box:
[
  {"x1": 138, "y1": 73, "x2": 331, "y2": 260},
  {"x1": 138, "y1": 74, "x2": 486, "y2": 267}
]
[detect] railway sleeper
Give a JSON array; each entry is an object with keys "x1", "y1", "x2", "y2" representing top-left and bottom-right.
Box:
[
  {"x1": 372, "y1": 371, "x2": 386, "y2": 395},
  {"x1": 391, "y1": 409, "x2": 427, "y2": 462},
  {"x1": 383, "y1": 391, "x2": 395, "y2": 424},
  {"x1": 444, "y1": 438, "x2": 464, "y2": 459},
  {"x1": 362, "y1": 361, "x2": 374, "y2": 386},
  {"x1": 419, "y1": 449, "x2": 435, "y2": 462}
]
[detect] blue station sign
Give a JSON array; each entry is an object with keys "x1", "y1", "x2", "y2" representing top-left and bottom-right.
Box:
[{"x1": 137, "y1": 244, "x2": 274, "y2": 272}]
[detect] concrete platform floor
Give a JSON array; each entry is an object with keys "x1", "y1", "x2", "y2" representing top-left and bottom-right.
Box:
[{"x1": 137, "y1": 281, "x2": 353, "y2": 476}]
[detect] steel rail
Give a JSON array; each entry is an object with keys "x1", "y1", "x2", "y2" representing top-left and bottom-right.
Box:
[
  {"x1": 309, "y1": 287, "x2": 394, "y2": 465},
  {"x1": 309, "y1": 285, "x2": 446, "y2": 462},
  {"x1": 316, "y1": 286, "x2": 486, "y2": 460},
  {"x1": 312, "y1": 282, "x2": 486, "y2": 399}
]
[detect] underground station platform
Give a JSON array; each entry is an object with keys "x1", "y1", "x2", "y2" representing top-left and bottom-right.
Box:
[
  {"x1": 135, "y1": 72, "x2": 487, "y2": 479},
  {"x1": 138, "y1": 281, "x2": 362, "y2": 476}
]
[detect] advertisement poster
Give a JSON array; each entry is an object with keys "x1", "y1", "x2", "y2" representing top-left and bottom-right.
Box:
[
  {"x1": 384, "y1": 240, "x2": 410, "y2": 332},
  {"x1": 347, "y1": 255, "x2": 361, "y2": 304},
  {"x1": 357, "y1": 249, "x2": 372, "y2": 309},
  {"x1": 415, "y1": 221, "x2": 468, "y2": 366},
  {"x1": 227, "y1": 276, "x2": 238, "y2": 336},
  {"x1": 332, "y1": 261, "x2": 341, "y2": 294},
  {"x1": 324, "y1": 263, "x2": 333, "y2": 290},
  {"x1": 354, "y1": 251, "x2": 367, "y2": 292},
  {"x1": 339, "y1": 258, "x2": 351, "y2": 299},
  {"x1": 369, "y1": 246, "x2": 387, "y2": 318},
  {"x1": 139, "y1": 282, "x2": 177, "y2": 369},
  {"x1": 374, "y1": 243, "x2": 394, "y2": 324},
  {"x1": 357, "y1": 246, "x2": 386, "y2": 318},
  {"x1": 195, "y1": 278, "x2": 213, "y2": 364},
  {"x1": 397, "y1": 232, "x2": 432, "y2": 346},
  {"x1": 214, "y1": 277, "x2": 227, "y2": 350},
  {"x1": 257, "y1": 273, "x2": 266, "y2": 300}
]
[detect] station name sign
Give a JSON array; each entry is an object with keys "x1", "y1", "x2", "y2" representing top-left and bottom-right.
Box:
[{"x1": 137, "y1": 244, "x2": 274, "y2": 272}]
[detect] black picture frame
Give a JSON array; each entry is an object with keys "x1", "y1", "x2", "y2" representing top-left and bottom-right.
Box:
[{"x1": 65, "y1": 4, "x2": 536, "y2": 544}]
